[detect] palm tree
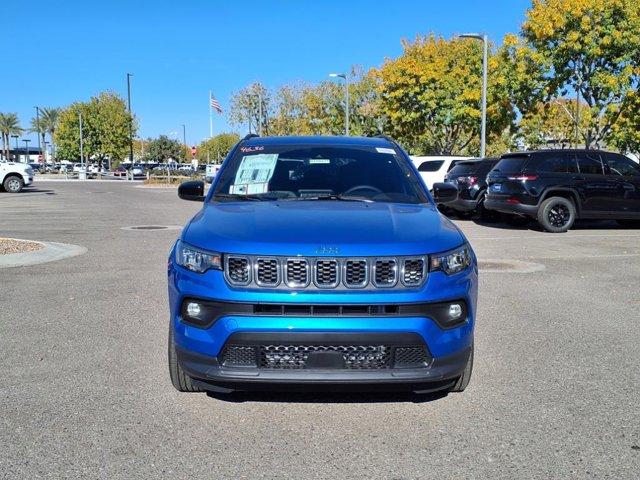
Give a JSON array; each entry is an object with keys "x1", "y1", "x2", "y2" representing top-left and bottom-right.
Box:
[
  {"x1": 30, "y1": 115, "x2": 47, "y2": 160},
  {"x1": 0, "y1": 113, "x2": 23, "y2": 161},
  {"x1": 40, "y1": 107, "x2": 61, "y2": 159}
]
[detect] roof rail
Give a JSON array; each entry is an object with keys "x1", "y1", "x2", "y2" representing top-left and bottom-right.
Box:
[
  {"x1": 243, "y1": 133, "x2": 259, "y2": 141},
  {"x1": 374, "y1": 134, "x2": 396, "y2": 143}
]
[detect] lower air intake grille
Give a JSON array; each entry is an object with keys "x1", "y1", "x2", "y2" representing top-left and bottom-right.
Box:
[
  {"x1": 260, "y1": 345, "x2": 391, "y2": 369},
  {"x1": 221, "y1": 346, "x2": 257, "y2": 367},
  {"x1": 393, "y1": 346, "x2": 430, "y2": 368}
]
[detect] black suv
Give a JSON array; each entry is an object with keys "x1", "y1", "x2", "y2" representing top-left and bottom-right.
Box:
[
  {"x1": 485, "y1": 150, "x2": 640, "y2": 232},
  {"x1": 444, "y1": 158, "x2": 499, "y2": 219}
]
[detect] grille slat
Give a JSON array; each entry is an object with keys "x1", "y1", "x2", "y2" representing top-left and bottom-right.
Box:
[
  {"x1": 373, "y1": 259, "x2": 397, "y2": 287},
  {"x1": 343, "y1": 260, "x2": 368, "y2": 288},
  {"x1": 226, "y1": 256, "x2": 250, "y2": 285},
  {"x1": 256, "y1": 258, "x2": 279, "y2": 286},
  {"x1": 402, "y1": 258, "x2": 425, "y2": 286},
  {"x1": 285, "y1": 259, "x2": 310, "y2": 287},
  {"x1": 314, "y1": 259, "x2": 338, "y2": 287}
]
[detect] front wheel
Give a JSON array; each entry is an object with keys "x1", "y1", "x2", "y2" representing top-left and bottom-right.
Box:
[
  {"x1": 450, "y1": 345, "x2": 474, "y2": 393},
  {"x1": 168, "y1": 326, "x2": 203, "y2": 392},
  {"x1": 3, "y1": 175, "x2": 24, "y2": 193},
  {"x1": 537, "y1": 196, "x2": 576, "y2": 233}
]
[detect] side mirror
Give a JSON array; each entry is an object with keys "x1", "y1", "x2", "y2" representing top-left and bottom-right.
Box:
[
  {"x1": 432, "y1": 182, "x2": 458, "y2": 204},
  {"x1": 178, "y1": 180, "x2": 205, "y2": 202}
]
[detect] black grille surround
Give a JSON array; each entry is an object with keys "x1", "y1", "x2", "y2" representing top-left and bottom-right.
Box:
[
  {"x1": 223, "y1": 255, "x2": 428, "y2": 290},
  {"x1": 219, "y1": 333, "x2": 432, "y2": 370}
]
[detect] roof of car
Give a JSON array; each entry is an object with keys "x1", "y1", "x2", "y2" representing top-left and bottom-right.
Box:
[
  {"x1": 241, "y1": 135, "x2": 396, "y2": 147},
  {"x1": 502, "y1": 149, "x2": 614, "y2": 158}
]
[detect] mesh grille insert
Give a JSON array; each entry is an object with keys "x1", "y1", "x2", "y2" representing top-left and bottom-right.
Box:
[
  {"x1": 221, "y1": 346, "x2": 257, "y2": 367},
  {"x1": 394, "y1": 346, "x2": 430, "y2": 368},
  {"x1": 403, "y1": 259, "x2": 425, "y2": 285},
  {"x1": 256, "y1": 258, "x2": 279, "y2": 286},
  {"x1": 260, "y1": 345, "x2": 392, "y2": 369},
  {"x1": 286, "y1": 259, "x2": 309, "y2": 287},
  {"x1": 227, "y1": 257, "x2": 250, "y2": 284},
  {"x1": 344, "y1": 260, "x2": 367, "y2": 287},
  {"x1": 374, "y1": 259, "x2": 397, "y2": 287},
  {"x1": 315, "y1": 260, "x2": 338, "y2": 287}
]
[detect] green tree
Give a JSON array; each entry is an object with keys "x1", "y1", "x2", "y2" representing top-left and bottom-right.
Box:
[
  {"x1": 0, "y1": 113, "x2": 22, "y2": 161},
  {"x1": 522, "y1": 0, "x2": 640, "y2": 148},
  {"x1": 518, "y1": 98, "x2": 590, "y2": 149},
  {"x1": 229, "y1": 82, "x2": 270, "y2": 134},
  {"x1": 375, "y1": 34, "x2": 517, "y2": 155},
  {"x1": 55, "y1": 92, "x2": 136, "y2": 166},
  {"x1": 142, "y1": 135, "x2": 183, "y2": 162},
  {"x1": 40, "y1": 108, "x2": 61, "y2": 159},
  {"x1": 196, "y1": 133, "x2": 240, "y2": 163},
  {"x1": 30, "y1": 116, "x2": 47, "y2": 158}
]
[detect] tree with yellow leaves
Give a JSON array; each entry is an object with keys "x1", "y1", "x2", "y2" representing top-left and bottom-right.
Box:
[{"x1": 522, "y1": 0, "x2": 640, "y2": 148}]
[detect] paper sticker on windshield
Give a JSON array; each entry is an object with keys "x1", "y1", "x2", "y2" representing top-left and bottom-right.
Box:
[
  {"x1": 230, "y1": 153, "x2": 278, "y2": 194},
  {"x1": 376, "y1": 147, "x2": 396, "y2": 155},
  {"x1": 309, "y1": 158, "x2": 330, "y2": 164}
]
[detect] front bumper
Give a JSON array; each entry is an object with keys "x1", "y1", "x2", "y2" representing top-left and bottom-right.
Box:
[{"x1": 168, "y1": 253, "x2": 477, "y2": 391}]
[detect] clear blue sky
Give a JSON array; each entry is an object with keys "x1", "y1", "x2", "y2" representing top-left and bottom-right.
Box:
[{"x1": 2, "y1": 0, "x2": 531, "y2": 147}]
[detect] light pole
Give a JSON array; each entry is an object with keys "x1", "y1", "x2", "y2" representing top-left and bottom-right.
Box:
[
  {"x1": 329, "y1": 72, "x2": 349, "y2": 136},
  {"x1": 459, "y1": 33, "x2": 488, "y2": 158},
  {"x1": 126, "y1": 73, "x2": 134, "y2": 179},
  {"x1": 78, "y1": 111, "x2": 84, "y2": 166},
  {"x1": 34, "y1": 106, "x2": 41, "y2": 162},
  {"x1": 11, "y1": 135, "x2": 19, "y2": 161},
  {"x1": 23, "y1": 139, "x2": 31, "y2": 163},
  {"x1": 181, "y1": 124, "x2": 187, "y2": 162}
]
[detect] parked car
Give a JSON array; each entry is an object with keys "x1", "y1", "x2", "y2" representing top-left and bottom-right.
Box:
[
  {"x1": 28, "y1": 162, "x2": 43, "y2": 173},
  {"x1": 113, "y1": 166, "x2": 128, "y2": 177},
  {"x1": 204, "y1": 164, "x2": 220, "y2": 183},
  {"x1": 168, "y1": 135, "x2": 476, "y2": 396},
  {"x1": 0, "y1": 159, "x2": 33, "y2": 193},
  {"x1": 485, "y1": 149, "x2": 640, "y2": 232},
  {"x1": 411, "y1": 156, "x2": 472, "y2": 190},
  {"x1": 444, "y1": 158, "x2": 499, "y2": 220}
]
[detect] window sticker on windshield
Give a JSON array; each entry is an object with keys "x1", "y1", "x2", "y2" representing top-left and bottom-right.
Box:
[
  {"x1": 376, "y1": 147, "x2": 396, "y2": 154},
  {"x1": 230, "y1": 153, "x2": 278, "y2": 195},
  {"x1": 309, "y1": 158, "x2": 330, "y2": 164}
]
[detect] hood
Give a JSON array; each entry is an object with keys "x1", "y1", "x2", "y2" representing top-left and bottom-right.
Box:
[
  {"x1": 2, "y1": 161, "x2": 29, "y2": 170},
  {"x1": 183, "y1": 201, "x2": 465, "y2": 256}
]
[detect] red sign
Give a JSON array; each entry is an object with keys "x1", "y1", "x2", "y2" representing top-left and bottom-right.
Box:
[
  {"x1": 38, "y1": 155, "x2": 44, "y2": 162},
  {"x1": 191, "y1": 146, "x2": 197, "y2": 156}
]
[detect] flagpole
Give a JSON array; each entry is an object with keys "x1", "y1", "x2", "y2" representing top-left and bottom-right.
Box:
[{"x1": 209, "y1": 90, "x2": 213, "y2": 138}]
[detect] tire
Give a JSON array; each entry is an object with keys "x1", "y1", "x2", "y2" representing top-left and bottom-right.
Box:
[
  {"x1": 168, "y1": 325, "x2": 203, "y2": 393},
  {"x1": 477, "y1": 194, "x2": 497, "y2": 222},
  {"x1": 537, "y1": 196, "x2": 576, "y2": 233},
  {"x1": 3, "y1": 175, "x2": 24, "y2": 193},
  {"x1": 616, "y1": 219, "x2": 640, "y2": 228},
  {"x1": 450, "y1": 345, "x2": 474, "y2": 393}
]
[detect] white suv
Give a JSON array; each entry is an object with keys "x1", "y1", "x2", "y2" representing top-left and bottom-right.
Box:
[
  {"x1": 411, "y1": 156, "x2": 472, "y2": 190},
  {"x1": 0, "y1": 160, "x2": 33, "y2": 193}
]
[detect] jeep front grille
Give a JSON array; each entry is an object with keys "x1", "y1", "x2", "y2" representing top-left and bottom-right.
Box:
[{"x1": 223, "y1": 255, "x2": 428, "y2": 290}]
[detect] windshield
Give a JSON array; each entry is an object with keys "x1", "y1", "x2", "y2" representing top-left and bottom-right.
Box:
[
  {"x1": 418, "y1": 160, "x2": 444, "y2": 172},
  {"x1": 448, "y1": 161, "x2": 481, "y2": 175},
  {"x1": 493, "y1": 156, "x2": 527, "y2": 173},
  {"x1": 212, "y1": 144, "x2": 428, "y2": 204}
]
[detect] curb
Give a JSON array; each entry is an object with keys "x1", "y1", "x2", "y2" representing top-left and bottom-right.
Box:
[{"x1": 0, "y1": 240, "x2": 87, "y2": 269}]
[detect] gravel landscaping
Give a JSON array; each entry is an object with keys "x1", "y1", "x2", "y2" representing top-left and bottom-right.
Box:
[{"x1": 0, "y1": 238, "x2": 44, "y2": 255}]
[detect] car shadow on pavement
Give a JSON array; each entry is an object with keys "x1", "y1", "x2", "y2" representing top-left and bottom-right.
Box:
[
  {"x1": 206, "y1": 389, "x2": 448, "y2": 404},
  {"x1": 468, "y1": 216, "x2": 629, "y2": 232},
  {"x1": 21, "y1": 187, "x2": 56, "y2": 195}
]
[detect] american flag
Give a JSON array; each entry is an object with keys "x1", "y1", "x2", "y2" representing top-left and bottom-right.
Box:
[{"x1": 210, "y1": 95, "x2": 223, "y2": 114}]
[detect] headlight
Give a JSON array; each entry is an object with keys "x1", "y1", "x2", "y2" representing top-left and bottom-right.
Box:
[
  {"x1": 429, "y1": 244, "x2": 472, "y2": 275},
  {"x1": 175, "y1": 240, "x2": 222, "y2": 273}
]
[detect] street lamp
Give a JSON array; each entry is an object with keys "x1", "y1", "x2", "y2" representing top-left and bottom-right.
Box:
[
  {"x1": 458, "y1": 33, "x2": 488, "y2": 158},
  {"x1": 329, "y1": 72, "x2": 349, "y2": 136},
  {"x1": 34, "y1": 106, "x2": 41, "y2": 162},
  {"x1": 11, "y1": 134, "x2": 19, "y2": 161},
  {"x1": 22, "y1": 139, "x2": 31, "y2": 164},
  {"x1": 126, "y1": 73, "x2": 134, "y2": 180}
]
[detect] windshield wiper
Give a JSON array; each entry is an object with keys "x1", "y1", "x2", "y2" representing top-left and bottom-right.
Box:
[
  {"x1": 300, "y1": 194, "x2": 373, "y2": 203},
  {"x1": 212, "y1": 193, "x2": 265, "y2": 201}
]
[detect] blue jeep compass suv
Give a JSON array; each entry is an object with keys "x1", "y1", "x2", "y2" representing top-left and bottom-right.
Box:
[{"x1": 168, "y1": 135, "x2": 477, "y2": 394}]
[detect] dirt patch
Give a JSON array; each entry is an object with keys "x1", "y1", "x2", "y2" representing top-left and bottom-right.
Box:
[{"x1": 0, "y1": 238, "x2": 44, "y2": 255}]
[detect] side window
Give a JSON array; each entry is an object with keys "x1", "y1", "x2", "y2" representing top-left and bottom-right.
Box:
[
  {"x1": 576, "y1": 153, "x2": 604, "y2": 175},
  {"x1": 604, "y1": 154, "x2": 640, "y2": 177},
  {"x1": 539, "y1": 156, "x2": 568, "y2": 173}
]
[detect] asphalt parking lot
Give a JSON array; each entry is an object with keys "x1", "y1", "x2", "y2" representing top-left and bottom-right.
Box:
[{"x1": 1, "y1": 182, "x2": 639, "y2": 479}]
